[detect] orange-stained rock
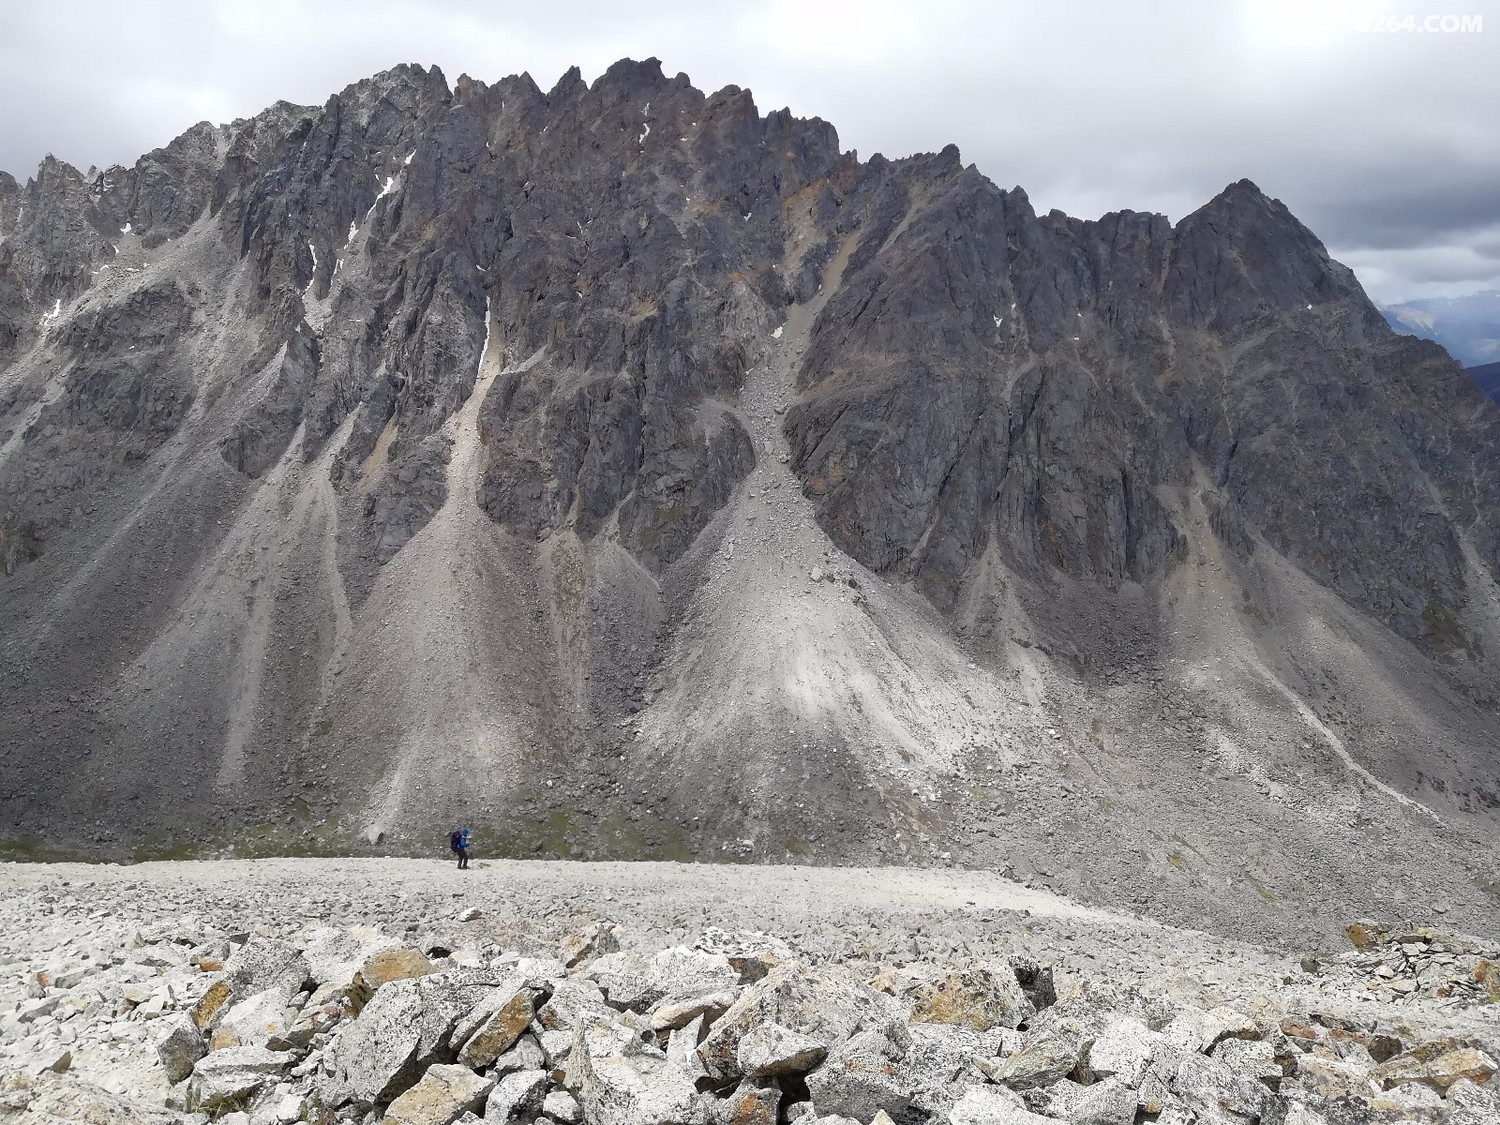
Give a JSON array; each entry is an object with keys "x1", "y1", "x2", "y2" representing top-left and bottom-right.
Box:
[{"x1": 190, "y1": 981, "x2": 231, "y2": 1030}]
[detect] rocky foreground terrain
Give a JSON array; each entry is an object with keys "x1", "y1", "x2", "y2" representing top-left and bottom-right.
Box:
[{"x1": 1, "y1": 859, "x2": 1498, "y2": 1125}]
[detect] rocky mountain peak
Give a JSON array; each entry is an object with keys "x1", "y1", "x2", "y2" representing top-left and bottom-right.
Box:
[
  {"x1": 1168, "y1": 176, "x2": 1371, "y2": 330},
  {"x1": 0, "y1": 60, "x2": 1496, "y2": 946}
]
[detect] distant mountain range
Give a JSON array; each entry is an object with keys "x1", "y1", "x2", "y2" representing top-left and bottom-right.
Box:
[
  {"x1": 1380, "y1": 291, "x2": 1500, "y2": 366},
  {"x1": 1468, "y1": 361, "x2": 1500, "y2": 404}
]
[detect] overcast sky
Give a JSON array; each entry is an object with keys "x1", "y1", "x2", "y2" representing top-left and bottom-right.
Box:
[{"x1": 2, "y1": 0, "x2": 1495, "y2": 303}]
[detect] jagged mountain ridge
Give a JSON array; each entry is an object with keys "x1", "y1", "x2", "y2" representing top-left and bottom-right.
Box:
[{"x1": 0, "y1": 59, "x2": 1497, "y2": 943}]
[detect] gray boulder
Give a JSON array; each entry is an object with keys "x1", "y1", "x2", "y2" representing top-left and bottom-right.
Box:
[
  {"x1": 904, "y1": 965, "x2": 1036, "y2": 1031},
  {"x1": 697, "y1": 964, "x2": 898, "y2": 1081},
  {"x1": 456, "y1": 984, "x2": 537, "y2": 1068},
  {"x1": 1037, "y1": 1077, "x2": 1137, "y2": 1125},
  {"x1": 585, "y1": 947, "x2": 740, "y2": 1013},
  {"x1": 492, "y1": 1034, "x2": 548, "y2": 1077},
  {"x1": 383, "y1": 1063, "x2": 495, "y2": 1125},
  {"x1": 1171, "y1": 1052, "x2": 1270, "y2": 1122},
  {"x1": 218, "y1": 984, "x2": 304, "y2": 1050},
  {"x1": 567, "y1": 1024, "x2": 707, "y2": 1125},
  {"x1": 1211, "y1": 1037, "x2": 1282, "y2": 1088},
  {"x1": 536, "y1": 977, "x2": 615, "y2": 1033},
  {"x1": 649, "y1": 990, "x2": 738, "y2": 1033},
  {"x1": 319, "y1": 967, "x2": 510, "y2": 1107},
  {"x1": 484, "y1": 1069, "x2": 547, "y2": 1123},
  {"x1": 805, "y1": 1025, "x2": 913, "y2": 1122},
  {"x1": 736, "y1": 1022, "x2": 828, "y2": 1078},
  {"x1": 901, "y1": 1023, "x2": 1011, "y2": 1119},
  {"x1": 224, "y1": 937, "x2": 310, "y2": 1002},
  {"x1": 977, "y1": 1032, "x2": 1078, "y2": 1090},
  {"x1": 946, "y1": 1085, "x2": 1053, "y2": 1125},
  {"x1": 154, "y1": 1012, "x2": 206, "y2": 1084},
  {"x1": 187, "y1": 1046, "x2": 292, "y2": 1114},
  {"x1": 543, "y1": 1090, "x2": 583, "y2": 1124},
  {"x1": 1085, "y1": 1016, "x2": 1166, "y2": 1086}
]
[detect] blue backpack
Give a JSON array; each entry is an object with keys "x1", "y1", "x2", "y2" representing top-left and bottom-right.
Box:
[{"x1": 449, "y1": 830, "x2": 462, "y2": 852}]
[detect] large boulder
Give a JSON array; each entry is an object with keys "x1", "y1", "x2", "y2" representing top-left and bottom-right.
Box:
[
  {"x1": 186, "y1": 1046, "x2": 292, "y2": 1114},
  {"x1": 485, "y1": 1069, "x2": 548, "y2": 1123},
  {"x1": 269, "y1": 992, "x2": 345, "y2": 1052},
  {"x1": 1211, "y1": 1038, "x2": 1282, "y2": 1088},
  {"x1": 693, "y1": 929, "x2": 792, "y2": 985},
  {"x1": 719, "y1": 1081, "x2": 780, "y2": 1125},
  {"x1": 154, "y1": 1012, "x2": 206, "y2": 1084},
  {"x1": 537, "y1": 978, "x2": 615, "y2": 1034},
  {"x1": 736, "y1": 1023, "x2": 828, "y2": 1078},
  {"x1": 1370, "y1": 1044, "x2": 1498, "y2": 1093},
  {"x1": 1036, "y1": 1078, "x2": 1137, "y2": 1125},
  {"x1": 1171, "y1": 1053, "x2": 1270, "y2": 1122},
  {"x1": 946, "y1": 1085, "x2": 1053, "y2": 1125},
  {"x1": 1444, "y1": 1077, "x2": 1500, "y2": 1125},
  {"x1": 666, "y1": 1016, "x2": 711, "y2": 1084},
  {"x1": 561, "y1": 925, "x2": 619, "y2": 968},
  {"x1": 383, "y1": 1063, "x2": 495, "y2": 1125},
  {"x1": 298, "y1": 925, "x2": 402, "y2": 989},
  {"x1": 905, "y1": 966, "x2": 1035, "y2": 1032},
  {"x1": 697, "y1": 964, "x2": 898, "y2": 1081},
  {"x1": 224, "y1": 937, "x2": 310, "y2": 1003},
  {"x1": 805, "y1": 1025, "x2": 914, "y2": 1122},
  {"x1": 1162, "y1": 1007, "x2": 1258, "y2": 1054},
  {"x1": 358, "y1": 948, "x2": 436, "y2": 991},
  {"x1": 217, "y1": 984, "x2": 304, "y2": 1049},
  {"x1": 493, "y1": 1036, "x2": 548, "y2": 1078},
  {"x1": 901, "y1": 1023, "x2": 1012, "y2": 1120},
  {"x1": 319, "y1": 968, "x2": 511, "y2": 1108},
  {"x1": 584, "y1": 947, "x2": 740, "y2": 1013},
  {"x1": 1292, "y1": 1054, "x2": 1377, "y2": 1100},
  {"x1": 189, "y1": 980, "x2": 232, "y2": 1030},
  {"x1": 977, "y1": 1033, "x2": 1079, "y2": 1090},
  {"x1": 650, "y1": 991, "x2": 738, "y2": 1033},
  {"x1": 566, "y1": 1026, "x2": 707, "y2": 1125},
  {"x1": 1085, "y1": 1017, "x2": 1168, "y2": 1086},
  {"x1": 543, "y1": 1090, "x2": 584, "y2": 1124},
  {"x1": 456, "y1": 986, "x2": 537, "y2": 1069}
]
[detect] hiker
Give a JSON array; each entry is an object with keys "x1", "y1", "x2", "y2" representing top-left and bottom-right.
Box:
[{"x1": 450, "y1": 826, "x2": 471, "y2": 870}]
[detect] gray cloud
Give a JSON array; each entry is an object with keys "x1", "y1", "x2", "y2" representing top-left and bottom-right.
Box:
[{"x1": 2, "y1": 0, "x2": 1495, "y2": 302}]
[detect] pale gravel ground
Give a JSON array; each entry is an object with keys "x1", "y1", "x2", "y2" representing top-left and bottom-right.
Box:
[
  {"x1": 0, "y1": 857, "x2": 1490, "y2": 1029},
  {"x1": 4, "y1": 857, "x2": 1499, "y2": 1117}
]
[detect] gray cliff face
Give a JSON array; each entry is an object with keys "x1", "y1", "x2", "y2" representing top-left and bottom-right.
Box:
[
  {"x1": 789, "y1": 171, "x2": 1500, "y2": 646},
  {"x1": 0, "y1": 60, "x2": 1496, "y2": 943}
]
